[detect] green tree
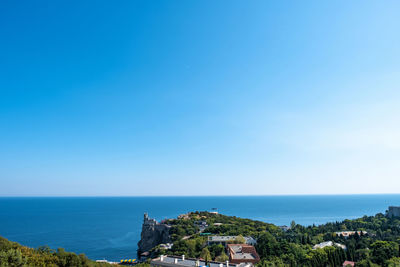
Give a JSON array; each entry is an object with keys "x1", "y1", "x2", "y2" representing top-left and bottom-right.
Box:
[
  {"x1": 356, "y1": 259, "x2": 380, "y2": 267},
  {"x1": 355, "y1": 248, "x2": 370, "y2": 261},
  {"x1": 307, "y1": 249, "x2": 328, "y2": 267},
  {"x1": 215, "y1": 252, "x2": 229, "y2": 262},
  {"x1": 0, "y1": 248, "x2": 27, "y2": 267},
  {"x1": 209, "y1": 244, "x2": 225, "y2": 259},
  {"x1": 256, "y1": 232, "x2": 279, "y2": 258},
  {"x1": 386, "y1": 257, "x2": 400, "y2": 267},
  {"x1": 370, "y1": 241, "x2": 399, "y2": 265},
  {"x1": 234, "y1": 235, "x2": 246, "y2": 244},
  {"x1": 200, "y1": 247, "x2": 212, "y2": 264}
]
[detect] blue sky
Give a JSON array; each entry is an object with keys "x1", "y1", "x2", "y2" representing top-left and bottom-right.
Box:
[{"x1": 1, "y1": 1, "x2": 400, "y2": 196}]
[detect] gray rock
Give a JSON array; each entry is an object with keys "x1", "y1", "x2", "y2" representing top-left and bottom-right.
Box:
[{"x1": 137, "y1": 213, "x2": 171, "y2": 255}]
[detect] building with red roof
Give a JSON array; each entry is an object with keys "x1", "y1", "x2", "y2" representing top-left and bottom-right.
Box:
[{"x1": 227, "y1": 244, "x2": 260, "y2": 264}]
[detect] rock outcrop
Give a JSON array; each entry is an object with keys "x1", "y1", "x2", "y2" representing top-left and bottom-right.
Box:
[{"x1": 137, "y1": 213, "x2": 171, "y2": 256}]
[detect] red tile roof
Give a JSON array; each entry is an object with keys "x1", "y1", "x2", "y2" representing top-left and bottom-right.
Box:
[{"x1": 227, "y1": 244, "x2": 260, "y2": 264}]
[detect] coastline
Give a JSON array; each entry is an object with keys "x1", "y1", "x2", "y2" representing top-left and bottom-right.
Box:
[{"x1": 1, "y1": 195, "x2": 400, "y2": 261}]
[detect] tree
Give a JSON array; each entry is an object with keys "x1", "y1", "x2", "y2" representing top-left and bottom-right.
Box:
[
  {"x1": 185, "y1": 240, "x2": 197, "y2": 257},
  {"x1": 0, "y1": 235, "x2": 111, "y2": 267},
  {"x1": 200, "y1": 248, "x2": 212, "y2": 264},
  {"x1": 234, "y1": 235, "x2": 246, "y2": 244},
  {"x1": 209, "y1": 244, "x2": 225, "y2": 259},
  {"x1": 256, "y1": 232, "x2": 279, "y2": 258},
  {"x1": 371, "y1": 241, "x2": 399, "y2": 265},
  {"x1": 307, "y1": 249, "x2": 328, "y2": 267},
  {"x1": 215, "y1": 252, "x2": 229, "y2": 262},
  {"x1": 386, "y1": 257, "x2": 400, "y2": 267},
  {"x1": 357, "y1": 259, "x2": 380, "y2": 267},
  {"x1": 0, "y1": 248, "x2": 27, "y2": 267},
  {"x1": 257, "y1": 257, "x2": 286, "y2": 267},
  {"x1": 355, "y1": 248, "x2": 370, "y2": 261}
]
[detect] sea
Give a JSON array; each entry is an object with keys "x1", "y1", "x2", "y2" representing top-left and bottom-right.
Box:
[{"x1": 1, "y1": 195, "x2": 400, "y2": 262}]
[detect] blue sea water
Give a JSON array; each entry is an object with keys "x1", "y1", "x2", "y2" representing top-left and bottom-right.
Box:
[{"x1": 1, "y1": 195, "x2": 400, "y2": 262}]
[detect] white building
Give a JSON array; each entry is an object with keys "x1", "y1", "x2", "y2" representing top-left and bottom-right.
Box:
[
  {"x1": 207, "y1": 236, "x2": 257, "y2": 246},
  {"x1": 151, "y1": 255, "x2": 252, "y2": 267},
  {"x1": 313, "y1": 241, "x2": 346, "y2": 250}
]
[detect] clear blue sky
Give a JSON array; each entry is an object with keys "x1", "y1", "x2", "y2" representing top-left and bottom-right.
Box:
[{"x1": 1, "y1": 1, "x2": 400, "y2": 196}]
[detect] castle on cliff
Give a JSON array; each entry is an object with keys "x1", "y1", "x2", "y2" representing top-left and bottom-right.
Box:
[
  {"x1": 387, "y1": 206, "x2": 400, "y2": 218},
  {"x1": 138, "y1": 213, "x2": 171, "y2": 257},
  {"x1": 143, "y1": 213, "x2": 158, "y2": 226}
]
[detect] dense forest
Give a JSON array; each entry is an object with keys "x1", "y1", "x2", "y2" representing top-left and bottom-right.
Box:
[
  {"x1": 152, "y1": 211, "x2": 400, "y2": 267},
  {"x1": 0, "y1": 236, "x2": 111, "y2": 267}
]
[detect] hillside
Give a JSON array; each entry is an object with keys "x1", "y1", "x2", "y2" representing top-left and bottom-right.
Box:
[
  {"x1": 0, "y1": 236, "x2": 111, "y2": 267},
  {"x1": 147, "y1": 211, "x2": 400, "y2": 267}
]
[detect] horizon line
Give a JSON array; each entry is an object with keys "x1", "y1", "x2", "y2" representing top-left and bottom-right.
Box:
[{"x1": 1, "y1": 193, "x2": 400, "y2": 198}]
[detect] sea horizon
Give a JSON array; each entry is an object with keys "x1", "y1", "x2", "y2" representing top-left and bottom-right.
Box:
[
  {"x1": 1, "y1": 193, "x2": 400, "y2": 198},
  {"x1": 2, "y1": 1, "x2": 400, "y2": 265},
  {"x1": 1, "y1": 194, "x2": 400, "y2": 261}
]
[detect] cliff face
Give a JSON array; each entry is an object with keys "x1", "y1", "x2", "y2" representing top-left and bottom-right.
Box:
[{"x1": 137, "y1": 213, "x2": 171, "y2": 255}]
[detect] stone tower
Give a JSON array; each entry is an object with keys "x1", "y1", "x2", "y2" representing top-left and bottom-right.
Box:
[{"x1": 137, "y1": 213, "x2": 171, "y2": 256}]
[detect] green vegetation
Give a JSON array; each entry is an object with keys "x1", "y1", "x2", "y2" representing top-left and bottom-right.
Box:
[
  {"x1": 3, "y1": 211, "x2": 400, "y2": 266},
  {"x1": 0, "y1": 236, "x2": 111, "y2": 267},
  {"x1": 134, "y1": 263, "x2": 150, "y2": 267},
  {"x1": 200, "y1": 248, "x2": 212, "y2": 263},
  {"x1": 155, "y1": 211, "x2": 400, "y2": 267}
]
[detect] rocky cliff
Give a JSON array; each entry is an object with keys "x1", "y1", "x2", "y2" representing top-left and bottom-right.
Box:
[{"x1": 137, "y1": 213, "x2": 171, "y2": 255}]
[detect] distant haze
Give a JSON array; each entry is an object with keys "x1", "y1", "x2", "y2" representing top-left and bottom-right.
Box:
[{"x1": 1, "y1": 1, "x2": 400, "y2": 196}]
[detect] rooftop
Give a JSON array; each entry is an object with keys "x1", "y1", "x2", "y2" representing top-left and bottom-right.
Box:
[
  {"x1": 228, "y1": 245, "x2": 256, "y2": 260},
  {"x1": 227, "y1": 244, "x2": 260, "y2": 263},
  {"x1": 208, "y1": 236, "x2": 256, "y2": 244},
  {"x1": 151, "y1": 255, "x2": 252, "y2": 267},
  {"x1": 313, "y1": 241, "x2": 346, "y2": 250}
]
